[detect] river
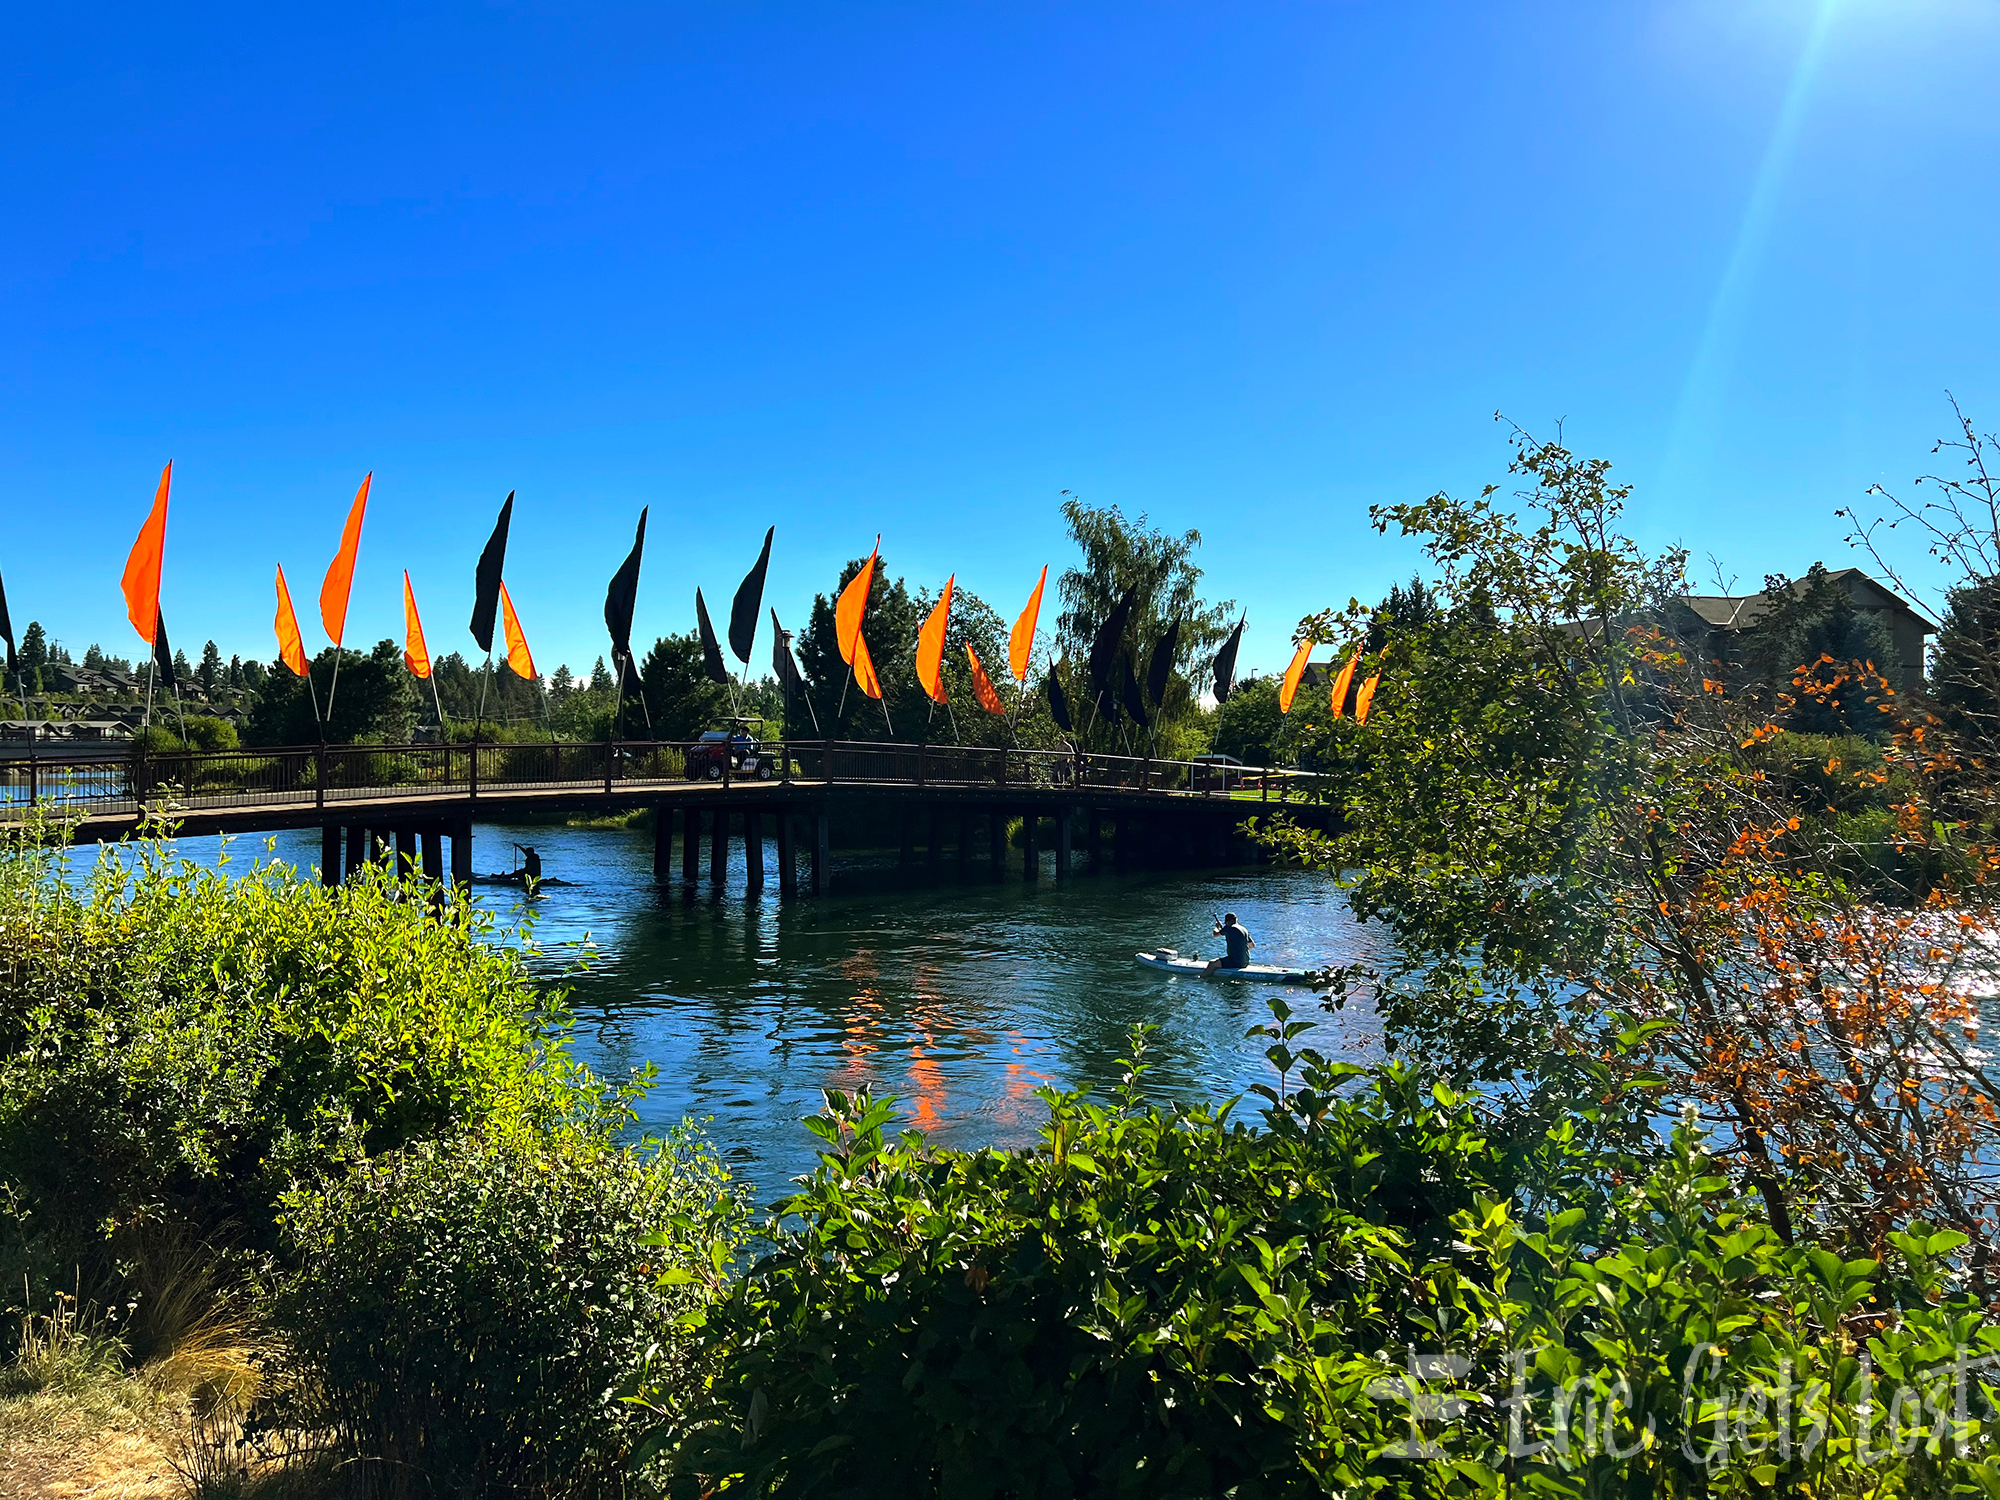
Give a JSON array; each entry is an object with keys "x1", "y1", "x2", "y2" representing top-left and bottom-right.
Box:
[{"x1": 90, "y1": 821, "x2": 1390, "y2": 1203}]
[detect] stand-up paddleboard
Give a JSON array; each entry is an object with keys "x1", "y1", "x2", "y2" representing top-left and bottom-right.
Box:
[{"x1": 1135, "y1": 948, "x2": 1324, "y2": 984}]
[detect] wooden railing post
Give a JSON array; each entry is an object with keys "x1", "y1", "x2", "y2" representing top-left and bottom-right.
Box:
[{"x1": 469, "y1": 740, "x2": 479, "y2": 804}]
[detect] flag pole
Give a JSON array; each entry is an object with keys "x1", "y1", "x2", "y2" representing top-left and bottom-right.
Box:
[
  {"x1": 475, "y1": 653, "x2": 493, "y2": 742},
  {"x1": 144, "y1": 658, "x2": 155, "y2": 731},
  {"x1": 428, "y1": 670, "x2": 444, "y2": 735}
]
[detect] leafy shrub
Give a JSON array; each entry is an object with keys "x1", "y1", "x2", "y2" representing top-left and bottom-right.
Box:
[
  {"x1": 649, "y1": 1023, "x2": 2000, "y2": 1498},
  {"x1": 0, "y1": 841, "x2": 627, "y2": 1318},
  {"x1": 265, "y1": 1128, "x2": 740, "y2": 1499}
]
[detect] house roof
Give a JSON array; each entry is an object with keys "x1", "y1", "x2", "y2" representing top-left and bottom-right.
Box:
[{"x1": 1680, "y1": 567, "x2": 1939, "y2": 634}]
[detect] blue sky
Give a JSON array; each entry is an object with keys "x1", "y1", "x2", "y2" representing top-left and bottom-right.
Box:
[{"x1": 4, "y1": 1, "x2": 1996, "y2": 680}]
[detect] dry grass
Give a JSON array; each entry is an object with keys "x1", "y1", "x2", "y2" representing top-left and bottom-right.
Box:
[{"x1": 0, "y1": 1255, "x2": 324, "y2": 1500}]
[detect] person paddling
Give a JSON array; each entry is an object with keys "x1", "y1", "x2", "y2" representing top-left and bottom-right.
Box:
[
  {"x1": 515, "y1": 843, "x2": 542, "y2": 886},
  {"x1": 1204, "y1": 912, "x2": 1254, "y2": 975}
]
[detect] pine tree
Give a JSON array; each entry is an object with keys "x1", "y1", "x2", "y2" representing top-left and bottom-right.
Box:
[
  {"x1": 589, "y1": 657, "x2": 614, "y2": 694},
  {"x1": 199, "y1": 640, "x2": 222, "y2": 695}
]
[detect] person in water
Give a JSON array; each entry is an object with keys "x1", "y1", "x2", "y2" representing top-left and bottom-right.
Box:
[
  {"x1": 1204, "y1": 912, "x2": 1254, "y2": 975},
  {"x1": 516, "y1": 844, "x2": 542, "y2": 884}
]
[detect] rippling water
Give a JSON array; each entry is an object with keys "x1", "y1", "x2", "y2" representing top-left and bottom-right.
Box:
[{"x1": 85, "y1": 820, "x2": 1392, "y2": 1202}]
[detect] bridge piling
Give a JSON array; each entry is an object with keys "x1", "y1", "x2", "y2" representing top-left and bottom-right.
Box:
[
  {"x1": 1086, "y1": 809, "x2": 1101, "y2": 869},
  {"x1": 682, "y1": 808, "x2": 700, "y2": 883},
  {"x1": 989, "y1": 809, "x2": 1005, "y2": 877},
  {"x1": 1022, "y1": 812, "x2": 1038, "y2": 881},
  {"x1": 812, "y1": 806, "x2": 830, "y2": 895},
  {"x1": 898, "y1": 805, "x2": 915, "y2": 867},
  {"x1": 927, "y1": 806, "x2": 943, "y2": 866},
  {"x1": 745, "y1": 809, "x2": 765, "y2": 887},
  {"x1": 777, "y1": 813, "x2": 797, "y2": 896},
  {"x1": 320, "y1": 826, "x2": 341, "y2": 887},
  {"x1": 396, "y1": 828, "x2": 417, "y2": 879},
  {"x1": 1057, "y1": 808, "x2": 1072, "y2": 877},
  {"x1": 450, "y1": 821, "x2": 472, "y2": 888},
  {"x1": 653, "y1": 806, "x2": 671, "y2": 878},
  {"x1": 709, "y1": 809, "x2": 727, "y2": 884},
  {"x1": 422, "y1": 829, "x2": 443, "y2": 885}
]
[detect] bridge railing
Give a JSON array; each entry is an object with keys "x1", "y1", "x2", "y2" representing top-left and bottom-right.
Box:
[{"x1": 1, "y1": 736, "x2": 1337, "y2": 819}]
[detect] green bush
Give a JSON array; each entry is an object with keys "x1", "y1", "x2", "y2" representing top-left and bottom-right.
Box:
[
  {"x1": 266, "y1": 1128, "x2": 740, "y2": 1498},
  {"x1": 0, "y1": 841, "x2": 628, "y2": 1315},
  {"x1": 648, "y1": 1022, "x2": 2000, "y2": 1498}
]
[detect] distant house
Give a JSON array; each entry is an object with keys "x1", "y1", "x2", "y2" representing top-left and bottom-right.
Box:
[{"x1": 1674, "y1": 567, "x2": 1935, "y2": 693}]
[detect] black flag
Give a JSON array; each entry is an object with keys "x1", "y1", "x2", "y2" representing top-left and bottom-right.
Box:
[
  {"x1": 694, "y1": 589, "x2": 729, "y2": 685},
  {"x1": 604, "y1": 507, "x2": 647, "y2": 664},
  {"x1": 153, "y1": 607, "x2": 177, "y2": 692},
  {"x1": 770, "y1": 607, "x2": 803, "y2": 691},
  {"x1": 1047, "y1": 668, "x2": 1073, "y2": 733},
  {"x1": 1145, "y1": 618, "x2": 1181, "y2": 709},
  {"x1": 729, "y1": 527, "x2": 774, "y2": 666},
  {"x1": 0, "y1": 563, "x2": 14, "y2": 670},
  {"x1": 1120, "y1": 653, "x2": 1150, "y2": 728},
  {"x1": 1211, "y1": 614, "x2": 1246, "y2": 703},
  {"x1": 1087, "y1": 582, "x2": 1139, "y2": 698},
  {"x1": 470, "y1": 492, "x2": 514, "y2": 654}
]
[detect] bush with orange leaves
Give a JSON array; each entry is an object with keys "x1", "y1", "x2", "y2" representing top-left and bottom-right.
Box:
[{"x1": 1265, "y1": 420, "x2": 2000, "y2": 1280}]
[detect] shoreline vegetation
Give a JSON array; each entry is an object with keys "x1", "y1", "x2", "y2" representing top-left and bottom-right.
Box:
[{"x1": 9, "y1": 414, "x2": 2000, "y2": 1495}]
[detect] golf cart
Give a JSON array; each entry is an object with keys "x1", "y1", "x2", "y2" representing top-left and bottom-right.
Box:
[{"x1": 684, "y1": 718, "x2": 777, "y2": 781}]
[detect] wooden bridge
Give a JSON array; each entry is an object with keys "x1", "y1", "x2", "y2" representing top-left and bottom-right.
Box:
[{"x1": 0, "y1": 737, "x2": 1337, "y2": 898}]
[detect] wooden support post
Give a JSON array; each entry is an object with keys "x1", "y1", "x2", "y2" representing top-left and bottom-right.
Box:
[
  {"x1": 371, "y1": 830, "x2": 391, "y2": 867},
  {"x1": 710, "y1": 806, "x2": 728, "y2": 884},
  {"x1": 1022, "y1": 808, "x2": 1039, "y2": 881},
  {"x1": 396, "y1": 828, "x2": 417, "y2": 879},
  {"x1": 450, "y1": 821, "x2": 473, "y2": 887},
  {"x1": 745, "y1": 808, "x2": 765, "y2": 887},
  {"x1": 1086, "y1": 807, "x2": 1101, "y2": 868},
  {"x1": 682, "y1": 807, "x2": 701, "y2": 883},
  {"x1": 321, "y1": 826, "x2": 341, "y2": 887},
  {"x1": 654, "y1": 805, "x2": 671, "y2": 878},
  {"x1": 813, "y1": 805, "x2": 830, "y2": 895},
  {"x1": 1056, "y1": 807, "x2": 1072, "y2": 878},
  {"x1": 898, "y1": 804, "x2": 915, "y2": 867},
  {"x1": 1114, "y1": 812, "x2": 1130, "y2": 871},
  {"x1": 990, "y1": 809, "x2": 1006, "y2": 877},
  {"x1": 345, "y1": 825, "x2": 366, "y2": 879},
  {"x1": 422, "y1": 828, "x2": 443, "y2": 884},
  {"x1": 777, "y1": 812, "x2": 798, "y2": 897}
]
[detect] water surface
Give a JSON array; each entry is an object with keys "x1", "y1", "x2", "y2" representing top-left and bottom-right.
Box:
[{"x1": 91, "y1": 822, "x2": 1389, "y2": 1201}]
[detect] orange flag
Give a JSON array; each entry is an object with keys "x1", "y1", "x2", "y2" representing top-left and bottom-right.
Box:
[
  {"x1": 274, "y1": 565, "x2": 309, "y2": 677},
  {"x1": 319, "y1": 473, "x2": 371, "y2": 646},
  {"x1": 1278, "y1": 637, "x2": 1315, "y2": 714},
  {"x1": 499, "y1": 582, "x2": 536, "y2": 680},
  {"x1": 852, "y1": 629, "x2": 883, "y2": 700},
  {"x1": 1353, "y1": 671, "x2": 1382, "y2": 725},
  {"x1": 966, "y1": 643, "x2": 1006, "y2": 714},
  {"x1": 403, "y1": 572, "x2": 432, "y2": 679},
  {"x1": 835, "y1": 539, "x2": 879, "y2": 666},
  {"x1": 122, "y1": 461, "x2": 171, "y2": 646},
  {"x1": 1009, "y1": 565, "x2": 1046, "y2": 683},
  {"x1": 916, "y1": 576, "x2": 954, "y2": 704},
  {"x1": 1328, "y1": 651, "x2": 1358, "y2": 718}
]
